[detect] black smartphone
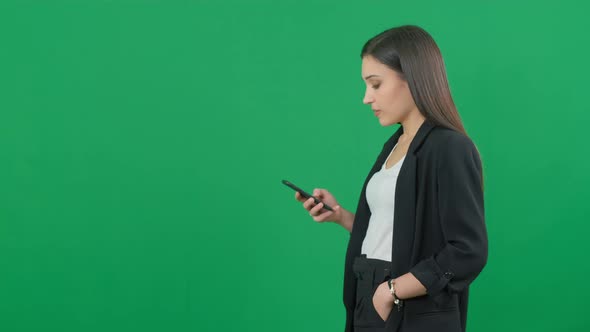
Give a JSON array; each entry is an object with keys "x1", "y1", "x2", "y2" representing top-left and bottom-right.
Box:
[{"x1": 282, "y1": 179, "x2": 334, "y2": 211}]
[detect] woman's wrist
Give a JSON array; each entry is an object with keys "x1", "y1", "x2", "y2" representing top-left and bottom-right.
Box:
[
  {"x1": 391, "y1": 272, "x2": 427, "y2": 300},
  {"x1": 335, "y1": 208, "x2": 354, "y2": 232},
  {"x1": 388, "y1": 278, "x2": 404, "y2": 309}
]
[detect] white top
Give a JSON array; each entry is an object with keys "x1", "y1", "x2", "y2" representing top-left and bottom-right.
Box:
[{"x1": 361, "y1": 143, "x2": 406, "y2": 262}]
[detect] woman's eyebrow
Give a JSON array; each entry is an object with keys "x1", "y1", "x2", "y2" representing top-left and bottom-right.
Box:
[{"x1": 363, "y1": 74, "x2": 381, "y2": 80}]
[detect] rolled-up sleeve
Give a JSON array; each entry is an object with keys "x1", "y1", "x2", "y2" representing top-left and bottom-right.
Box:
[{"x1": 409, "y1": 134, "x2": 488, "y2": 298}]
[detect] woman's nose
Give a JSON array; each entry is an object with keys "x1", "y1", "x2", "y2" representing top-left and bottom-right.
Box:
[{"x1": 363, "y1": 92, "x2": 374, "y2": 105}]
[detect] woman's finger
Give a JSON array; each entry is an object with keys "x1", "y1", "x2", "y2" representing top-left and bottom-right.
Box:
[
  {"x1": 305, "y1": 197, "x2": 321, "y2": 211},
  {"x1": 295, "y1": 191, "x2": 305, "y2": 202},
  {"x1": 313, "y1": 209, "x2": 334, "y2": 222},
  {"x1": 309, "y1": 202, "x2": 324, "y2": 216},
  {"x1": 314, "y1": 188, "x2": 329, "y2": 200}
]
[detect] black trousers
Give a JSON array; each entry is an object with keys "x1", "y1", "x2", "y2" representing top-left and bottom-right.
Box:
[
  {"x1": 351, "y1": 255, "x2": 463, "y2": 332},
  {"x1": 352, "y1": 254, "x2": 395, "y2": 332}
]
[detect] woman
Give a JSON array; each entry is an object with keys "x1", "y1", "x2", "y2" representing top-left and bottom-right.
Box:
[{"x1": 295, "y1": 25, "x2": 487, "y2": 332}]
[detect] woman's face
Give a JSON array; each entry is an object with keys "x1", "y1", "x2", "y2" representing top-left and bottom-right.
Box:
[{"x1": 361, "y1": 56, "x2": 418, "y2": 126}]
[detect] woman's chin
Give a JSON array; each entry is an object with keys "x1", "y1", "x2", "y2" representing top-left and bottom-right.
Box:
[{"x1": 378, "y1": 117, "x2": 396, "y2": 127}]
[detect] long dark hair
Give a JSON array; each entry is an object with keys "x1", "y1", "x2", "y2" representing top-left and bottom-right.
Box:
[{"x1": 360, "y1": 25, "x2": 484, "y2": 189}]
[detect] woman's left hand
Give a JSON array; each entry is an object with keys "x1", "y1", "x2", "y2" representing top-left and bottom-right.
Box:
[{"x1": 372, "y1": 281, "x2": 394, "y2": 321}]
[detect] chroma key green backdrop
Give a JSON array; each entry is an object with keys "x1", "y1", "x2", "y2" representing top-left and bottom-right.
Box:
[{"x1": 1, "y1": 1, "x2": 589, "y2": 331}]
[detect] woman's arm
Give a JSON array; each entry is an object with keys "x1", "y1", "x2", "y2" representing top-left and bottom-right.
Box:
[
  {"x1": 335, "y1": 207, "x2": 355, "y2": 233},
  {"x1": 373, "y1": 272, "x2": 426, "y2": 319},
  {"x1": 390, "y1": 272, "x2": 426, "y2": 299},
  {"x1": 408, "y1": 134, "x2": 487, "y2": 299}
]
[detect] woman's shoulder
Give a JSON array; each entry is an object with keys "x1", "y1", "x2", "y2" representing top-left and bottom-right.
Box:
[
  {"x1": 421, "y1": 126, "x2": 480, "y2": 166},
  {"x1": 428, "y1": 126, "x2": 477, "y2": 152}
]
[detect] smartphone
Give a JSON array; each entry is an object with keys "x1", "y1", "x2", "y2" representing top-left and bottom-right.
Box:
[{"x1": 282, "y1": 179, "x2": 334, "y2": 211}]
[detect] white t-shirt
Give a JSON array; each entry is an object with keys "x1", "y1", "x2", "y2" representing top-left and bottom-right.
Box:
[{"x1": 361, "y1": 143, "x2": 406, "y2": 262}]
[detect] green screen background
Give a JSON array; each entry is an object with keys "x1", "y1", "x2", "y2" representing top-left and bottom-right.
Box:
[{"x1": 1, "y1": 1, "x2": 589, "y2": 331}]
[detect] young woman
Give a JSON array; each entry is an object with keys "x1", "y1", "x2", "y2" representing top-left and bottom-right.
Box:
[{"x1": 295, "y1": 25, "x2": 488, "y2": 332}]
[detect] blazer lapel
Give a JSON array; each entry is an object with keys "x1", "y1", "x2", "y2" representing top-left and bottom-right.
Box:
[
  {"x1": 347, "y1": 119, "x2": 437, "y2": 266},
  {"x1": 385, "y1": 119, "x2": 437, "y2": 331},
  {"x1": 390, "y1": 119, "x2": 436, "y2": 275}
]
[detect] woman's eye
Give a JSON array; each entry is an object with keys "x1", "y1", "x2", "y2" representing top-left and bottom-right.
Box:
[{"x1": 372, "y1": 84, "x2": 380, "y2": 89}]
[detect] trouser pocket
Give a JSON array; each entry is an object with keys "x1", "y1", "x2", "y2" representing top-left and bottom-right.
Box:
[{"x1": 352, "y1": 255, "x2": 393, "y2": 329}]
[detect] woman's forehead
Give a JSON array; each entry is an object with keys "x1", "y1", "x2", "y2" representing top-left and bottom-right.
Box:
[{"x1": 362, "y1": 61, "x2": 392, "y2": 81}]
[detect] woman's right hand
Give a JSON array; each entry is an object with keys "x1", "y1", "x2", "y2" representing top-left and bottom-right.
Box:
[{"x1": 295, "y1": 188, "x2": 342, "y2": 224}]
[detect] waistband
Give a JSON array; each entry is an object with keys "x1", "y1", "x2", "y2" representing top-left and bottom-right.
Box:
[{"x1": 352, "y1": 254, "x2": 393, "y2": 285}]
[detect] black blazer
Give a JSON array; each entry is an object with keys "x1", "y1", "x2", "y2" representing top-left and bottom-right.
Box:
[{"x1": 343, "y1": 119, "x2": 488, "y2": 332}]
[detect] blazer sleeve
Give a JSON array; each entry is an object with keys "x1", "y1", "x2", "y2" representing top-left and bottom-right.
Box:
[{"x1": 409, "y1": 133, "x2": 488, "y2": 298}]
